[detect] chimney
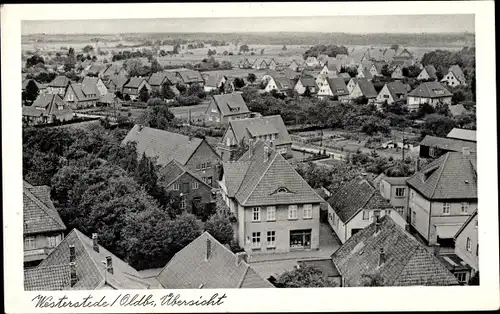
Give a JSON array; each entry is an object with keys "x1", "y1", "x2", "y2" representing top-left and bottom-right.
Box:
[
  {"x1": 433, "y1": 243, "x2": 441, "y2": 257},
  {"x1": 264, "y1": 146, "x2": 269, "y2": 162},
  {"x1": 105, "y1": 256, "x2": 113, "y2": 274},
  {"x1": 415, "y1": 158, "x2": 420, "y2": 172},
  {"x1": 69, "y1": 245, "x2": 76, "y2": 263},
  {"x1": 378, "y1": 248, "x2": 386, "y2": 266},
  {"x1": 206, "y1": 238, "x2": 211, "y2": 260},
  {"x1": 248, "y1": 139, "x2": 253, "y2": 159},
  {"x1": 92, "y1": 233, "x2": 99, "y2": 253},
  {"x1": 70, "y1": 262, "x2": 78, "y2": 287},
  {"x1": 462, "y1": 147, "x2": 471, "y2": 156},
  {"x1": 405, "y1": 223, "x2": 411, "y2": 233},
  {"x1": 137, "y1": 124, "x2": 143, "y2": 132},
  {"x1": 236, "y1": 251, "x2": 248, "y2": 265}
]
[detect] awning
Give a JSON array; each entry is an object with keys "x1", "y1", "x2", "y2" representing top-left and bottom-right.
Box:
[{"x1": 435, "y1": 224, "x2": 463, "y2": 239}]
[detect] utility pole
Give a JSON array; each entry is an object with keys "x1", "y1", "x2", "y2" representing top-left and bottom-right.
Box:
[{"x1": 401, "y1": 136, "x2": 406, "y2": 161}]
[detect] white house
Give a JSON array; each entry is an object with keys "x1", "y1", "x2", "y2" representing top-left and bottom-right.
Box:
[
  {"x1": 417, "y1": 65, "x2": 438, "y2": 81},
  {"x1": 375, "y1": 81, "x2": 408, "y2": 105},
  {"x1": 441, "y1": 65, "x2": 467, "y2": 87},
  {"x1": 406, "y1": 82, "x2": 453, "y2": 111}
]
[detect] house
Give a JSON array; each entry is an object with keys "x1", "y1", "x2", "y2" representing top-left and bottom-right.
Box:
[
  {"x1": 82, "y1": 76, "x2": 107, "y2": 97},
  {"x1": 374, "y1": 174, "x2": 410, "y2": 221},
  {"x1": 346, "y1": 78, "x2": 358, "y2": 94},
  {"x1": 22, "y1": 94, "x2": 74, "y2": 126},
  {"x1": 288, "y1": 60, "x2": 301, "y2": 72},
  {"x1": 218, "y1": 115, "x2": 292, "y2": 161},
  {"x1": 419, "y1": 135, "x2": 476, "y2": 159},
  {"x1": 99, "y1": 63, "x2": 128, "y2": 80},
  {"x1": 23, "y1": 181, "x2": 66, "y2": 268},
  {"x1": 122, "y1": 77, "x2": 151, "y2": 101},
  {"x1": 320, "y1": 60, "x2": 340, "y2": 77},
  {"x1": 176, "y1": 70, "x2": 204, "y2": 86},
  {"x1": 406, "y1": 150, "x2": 477, "y2": 245},
  {"x1": 105, "y1": 74, "x2": 129, "y2": 94},
  {"x1": 47, "y1": 75, "x2": 71, "y2": 96},
  {"x1": 382, "y1": 48, "x2": 397, "y2": 63},
  {"x1": 448, "y1": 104, "x2": 468, "y2": 117},
  {"x1": 339, "y1": 73, "x2": 352, "y2": 83},
  {"x1": 349, "y1": 78, "x2": 378, "y2": 102},
  {"x1": 317, "y1": 54, "x2": 330, "y2": 66},
  {"x1": 64, "y1": 83, "x2": 100, "y2": 109},
  {"x1": 369, "y1": 62, "x2": 386, "y2": 77},
  {"x1": 304, "y1": 56, "x2": 320, "y2": 68},
  {"x1": 331, "y1": 215, "x2": 459, "y2": 287},
  {"x1": 376, "y1": 81, "x2": 408, "y2": 105},
  {"x1": 294, "y1": 76, "x2": 318, "y2": 95},
  {"x1": 22, "y1": 79, "x2": 47, "y2": 95},
  {"x1": 240, "y1": 58, "x2": 253, "y2": 69},
  {"x1": 147, "y1": 71, "x2": 170, "y2": 92},
  {"x1": 268, "y1": 59, "x2": 279, "y2": 71},
  {"x1": 253, "y1": 59, "x2": 269, "y2": 70},
  {"x1": 326, "y1": 176, "x2": 406, "y2": 244},
  {"x1": 417, "y1": 65, "x2": 438, "y2": 81},
  {"x1": 123, "y1": 125, "x2": 221, "y2": 186},
  {"x1": 218, "y1": 141, "x2": 324, "y2": 254},
  {"x1": 204, "y1": 74, "x2": 228, "y2": 93},
  {"x1": 264, "y1": 76, "x2": 294, "y2": 94},
  {"x1": 391, "y1": 65, "x2": 404, "y2": 79},
  {"x1": 317, "y1": 77, "x2": 350, "y2": 103},
  {"x1": 25, "y1": 229, "x2": 150, "y2": 290},
  {"x1": 406, "y1": 82, "x2": 453, "y2": 111},
  {"x1": 441, "y1": 65, "x2": 467, "y2": 87},
  {"x1": 155, "y1": 232, "x2": 273, "y2": 288},
  {"x1": 159, "y1": 160, "x2": 215, "y2": 215},
  {"x1": 84, "y1": 63, "x2": 106, "y2": 77},
  {"x1": 357, "y1": 68, "x2": 373, "y2": 81},
  {"x1": 283, "y1": 68, "x2": 301, "y2": 81},
  {"x1": 204, "y1": 93, "x2": 251, "y2": 124},
  {"x1": 361, "y1": 48, "x2": 385, "y2": 63},
  {"x1": 447, "y1": 128, "x2": 476, "y2": 143}
]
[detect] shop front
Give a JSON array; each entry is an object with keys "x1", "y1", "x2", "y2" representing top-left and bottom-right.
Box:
[{"x1": 290, "y1": 229, "x2": 312, "y2": 250}]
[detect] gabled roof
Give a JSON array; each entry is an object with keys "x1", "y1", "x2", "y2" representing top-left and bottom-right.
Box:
[
  {"x1": 147, "y1": 71, "x2": 169, "y2": 87},
  {"x1": 385, "y1": 81, "x2": 408, "y2": 100},
  {"x1": 406, "y1": 151, "x2": 477, "y2": 200},
  {"x1": 327, "y1": 177, "x2": 391, "y2": 223},
  {"x1": 383, "y1": 48, "x2": 397, "y2": 62},
  {"x1": 106, "y1": 74, "x2": 129, "y2": 90},
  {"x1": 221, "y1": 161, "x2": 251, "y2": 197},
  {"x1": 339, "y1": 73, "x2": 352, "y2": 81},
  {"x1": 419, "y1": 135, "x2": 477, "y2": 153},
  {"x1": 49, "y1": 75, "x2": 70, "y2": 88},
  {"x1": 360, "y1": 69, "x2": 373, "y2": 80},
  {"x1": 25, "y1": 264, "x2": 71, "y2": 291},
  {"x1": 356, "y1": 78, "x2": 378, "y2": 98},
  {"x1": 67, "y1": 83, "x2": 100, "y2": 101},
  {"x1": 81, "y1": 77, "x2": 100, "y2": 95},
  {"x1": 228, "y1": 115, "x2": 291, "y2": 147},
  {"x1": 273, "y1": 76, "x2": 294, "y2": 91},
  {"x1": 36, "y1": 229, "x2": 149, "y2": 290},
  {"x1": 326, "y1": 77, "x2": 349, "y2": 96},
  {"x1": 325, "y1": 58, "x2": 341, "y2": 71},
  {"x1": 160, "y1": 159, "x2": 211, "y2": 189},
  {"x1": 407, "y1": 82, "x2": 452, "y2": 98},
  {"x1": 122, "y1": 125, "x2": 204, "y2": 166},
  {"x1": 454, "y1": 209, "x2": 478, "y2": 240},
  {"x1": 204, "y1": 74, "x2": 226, "y2": 88},
  {"x1": 298, "y1": 76, "x2": 317, "y2": 88},
  {"x1": 23, "y1": 94, "x2": 73, "y2": 118},
  {"x1": 448, "y1": 65, "x2": 466, "y2": 83},
  {"x1": 87, "y1": 63, "x2": 106, "y2": 75},
  {"x1": 23, "y1": 181, "x2": 66, "y2": 235},
  {"x1": 211, "y1": 93, "x2": 250, "y2": 117},
  {"x1": 372, "y1": 62, "x2": 386, "y2": 74},
  {"x1": 331, "y1": 216, "x2": 459, "y2": 286},
  {"x1": 124, "y1": 77, "x2": 146, "y2": 89},
  {"x1": 177, "y1": 70, "x2": 204, "y2": 83},
  {"x1": 232, "y1": 142, "x2": 324, "y2": 206},
  {"x1": 448, "y1": 104, "x2": 467, "y2": 117},
  {"x1": 446, "y1": 128, "x2": 476, "y2": 142},
  {"x1": 156, "y1": 232, "x2": 273, "y2": 288},
  {"x1": 423, "y1": 65, "x2": 437, "y2": 79}
]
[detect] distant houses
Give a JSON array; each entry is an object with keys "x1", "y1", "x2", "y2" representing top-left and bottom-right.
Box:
[
  {"x1": 264, "y1": 76, "x2": 294, "y2": 94},
  {"x1": 122, "y1": 77, "x2": 151, "y2": 101},
  {"x1": 317, "y1": 77, "x2": 350, "y2": 102},
  {"x1": 375, "y1": 81, "x2": 409, "y2": 106},
  {"x1": 63, "y1": 82, "x2": 100, "y2": 109},
  {"x1": 417, "y1": 65, "x2": 438, "y2": 81},
  {"x1": 441, "y1": 65, "x2": 467, "y2": 87},
  {"x1": 349, "y1": 78, "x2": 378, "y2": 102},
  {"x1": 406, "y1": 82, "x2": 452, "y2": 111},
  {"x1": 22, "y1": 94, "x2": 74, "y2": 126}
]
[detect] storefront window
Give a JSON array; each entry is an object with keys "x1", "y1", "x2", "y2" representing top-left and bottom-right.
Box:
[{"x1": 290, "y1": 229, "x2": 312, "y2": 250}]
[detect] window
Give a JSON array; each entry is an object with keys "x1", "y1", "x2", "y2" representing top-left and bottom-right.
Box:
[
  {"x1": 251, "y1": 232, "x2": 261, "y2": 249},
  {"x1": 48, "y1": 236, "x2": 57, "y2": 248},
  {"x1": 443, "y1": 203, "x2": 451, "y2": 214},
  {"x1": 466, "y1": 237, "x2": 472, "y2": 252},
  {"x1": 362, "y1": 210, "x2": 370, "y2": 220},
  {"x1": 192, "y1": 181, "x2": 199, "y2": 190},
  {"x1": 475, "y1": 219, "x2": 478, "y2": 229},
  {"x1": 383, "y1": 94, "x2": 389, "y2": 99},
  {"x1": 384, "y1": 209, "x2": 391, "y2": 216},
  {"x1": 412, "y1": 211, "x2": 416, "y2": 225},
  {"x1": 267, "y1": 231, "x2": 276, "y2": 247},
  {"x1": 303, "y1": 204, "x2": 313, "y2": 219},
  {"x1": 206, "y1": 177, "x2": 212, "y2": 185},
  {"x1": 461, "y1": 202, "x2": 469, "y2": 214},
  {"x1": 267, "y1": 206, "x2": 276, "y2": 221},
  {"x1": 429, "y1": 147, "x2": 436, "y2": 157},
  {"x1": 395, "y1": 188, "x2": 406, "y2": 197},
  {"x1": 180, "y1": 198, "x2": 186, "y2": 209},
  {"x1": 24, "y1": 237, "x2": 35, "y2": 250},
  {"x1": 288, "y1": 205, "x2": 298, "y2": 220},
  {"x1": 455, "y1": 272, "x2": 467, "y2": 284},
  {"x1": 211, "y1": 106, "x2": 217, "y2": 113},
  {"x1": 396, "y1": 207, "x2": 404, "y2": 217},
  {"x1": 206, "y1": 163, "x2": 212, "y2": 169},
  {"x1": 252, "y1": 207, "x2": 261, "y2": 222},
  {"x1": 173, "y1": 183, "x2": 180, "y2": 191},
  {"x1": 196, "y1": 163, "x2": 201, "y2": 170}
]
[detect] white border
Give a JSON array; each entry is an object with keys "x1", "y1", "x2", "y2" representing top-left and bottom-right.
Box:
[{"x1": 2, "y1": 2, "x2": 499, "y2": 313}]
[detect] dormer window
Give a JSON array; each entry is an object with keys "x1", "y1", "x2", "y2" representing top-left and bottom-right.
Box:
[
  {"x1": 433, "y1": 89, "x2": 445, "y2": 95},
  {"x1": 272, "y1": 187, "x2": 294, "y2": 195}
]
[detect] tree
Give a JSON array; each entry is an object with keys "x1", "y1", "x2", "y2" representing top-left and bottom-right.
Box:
[
  {"x1": 421, "y1": 113, "x2": 457, "y2": 138},
  {"x1": 390, "y1": 44, "x2": 399, "y2": 51},
  {"x1": 82, "y1": 45, "x2": 94, "y2": 53},
  {"x1": 381, "y1": 64, "x2": 392, "y2": 77},
  {"x1": 23, "y1": 80, "x2": 39, "y2": 105},
  {"x1": 239, "y1": 44, "x2": 249, "y2": 54},
  {"x1": 274, "y1": 265, "x2": 338, "y2": 288},
  {"x1": 260, "y1": 49, "x2": 265, "y2": 55},
  {"x1": 161, "y1": 82, "x2": 176, "y2": 100},
  {"x1": 204, "y1": 213, "x2": 234, "y2": 245},
  {"x1": 173, "y1": 44, "x2": 180, "y2": 54},
  {"x1": 150, "y1": 59, "x2": 162, "y2": 73},
  {"x1": 247, "y1": 73, "x2": 257, "y2": 84},
  {"x1": 139, "y1": 85, "x2": 150, "y2": 102},
  {"x1": 282, "y1": 45, "x2": 287, "y2": 51},
  {"x1": 26, "y1": 55, "x2": 44, "y2": 68},
  {"x1": 233, "y1": 77, "x2": 245, "y2": 89},
  {"x1": 207, "y1": 49, "x2": 217, "y2": 57},
  {"x1": 138, "y1": 103, "x2": 175, "y2": 130}
]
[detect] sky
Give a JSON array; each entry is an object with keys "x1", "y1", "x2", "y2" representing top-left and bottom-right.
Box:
[{"x1": 22, "y1": 15, "x2": 474, "y2": 35}]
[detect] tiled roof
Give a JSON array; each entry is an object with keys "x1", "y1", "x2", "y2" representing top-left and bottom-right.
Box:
[
  {"x1": 326, "y1": 77, "x2": 349, "y2": 96},
  {"x1": 299, "y1": 76, "x2": 317, "y2": 88},
  {"x1": 406, "y1": 151, "x2": 477, "y2": 200},
  {"x1": 381, "y1": 176, "x2": 409, "y2": 186},
  {"x1": 274, "y1": 76, "x2": 294, "y2": 91},
  {"x1": 447, "y1": 128, "x2": 476, "y2": 142},
  {"x1": 106, "y1": 74, "x2": 129, "y2": 90},
  {"x1": 228, "y1": 115, "x2": 291, "y2": 147},
  {"x1": 383, "y1": 48, "x2": 397, "y2": 62},
  {"x1": 211, "y1": 93, "x2": 250, "y2": 117},
  {"x1": 454, "y1": 209, "x2": 478, "y2": 239},
  {"x1": 339, "y1": 73, "x2": 351, "y2": 81},
  {"x1": 23, "y1": 181, "x2": 66, "y2": 235},
  {"x1": 327, "y1": 177, "x2": 391, "y2": 223},
  {"x1": 177, "y1": 70, "x2": 204, "y2": 84},
  {"x1": 385, "y1": 81, "x2": 408, "y2": 100},
  {"x1": 156, "y1": 232, "x2": 273, "y2": 288},
  {"x1": 448, "y1": 65, "x2": 466, "y2": 83},
  {"x1": 124, "y1": 77, "x2": 146, "y2": 89},
  {"x1": 23, "y1": 94, "x2": 73, "y2": 118},
  {"x1": 81, "y1": 77, "x2": 100, "y2": 95},
  {"x1": 233, "y1": 142, "x2": 324, "y2": 206},
  {"x1": 68, "y1": 83, "x2": 100, "y2": 101},
  {"x1": 221, "y1": 161, "x2": 251, "y2": 197},
  {"x1": 160, "y1": 159, "x2": 211, "y2": 189},
  {"x1": 356, "y1": 78, "x2": 378, "y2": 98},
  {"x1": 407, "y1": 82, "x2": 452, "y2": 98},
  {"x1": 36, "y1": 229, "x2": 149, "y2": 290},
  {"x1": 147, "y1": 72, "x2": 168, "y2": 87},
  {"x1": 331, "y1": 215, "x2": 459, "y2": 286},
  {"x1": 204, "y1": 74, "x2": 226, "y2": 88},
  {"x1": 49, "y1": 75, "x2": 70, "y2": 88},
  {"x1": 419, "y1": 135, "x2": 477, "y2": 153},
  {"x1": 424, "y1": 65, "x2": 437, "y2": 79},
  {"x1": 99, "y1": 93, "x2": 119, "y2": 104},
  {"x1": 122, "y1": 125, "x2": 204, "y2": 166},
  {"x1": 448, "y1": 104, "x2": 467, "y2": 117},
  {"x1": 87, "y1": 63, "x2": 106, "y2": 75},
  {"x1": 24, "y1": 264, "x2": 71, "y2": 291}
]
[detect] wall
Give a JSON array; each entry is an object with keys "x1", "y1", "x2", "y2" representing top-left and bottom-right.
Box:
[
  {"x1": 350, "y1": 83, "x2": 364, "y2": 99},
  {"x1": 376, "y1": 84, "x2": 394, "y2": 104},
  {"x1": 295, "y1": 80, "x2": 306, "y2": 95},
  {"x1": 185, "y1": 140, "x2": 221, "y2": 187},
  {"x1": 455, "y1": 214, "x2": 479, "y2": 271},
  {"x1": 204, "y1": 99, "x2": 221, "y2": 123},
  {"x1": 417, "y1": 69, "x2": 430, "y2": 80},
  {"x1": 240, "y1": 203, "x2": 320, "y2": 254},
  {"x1": 160, "y1": 172, "x2": 213, "y2": 214},
  {"x1": 24, "y1": 231, "x2": 64, "y2": 264},
  {"x1": 96, "y1": 79, "x2": 108, "y2": 96},
  {"x1": 408, "y1": 187, "x2": 432, "y2": 241},
  {"x1": 428, "y1": 200, "x2": 477, "y2": 244},
  {"x1": 327, "y1": 203, "x2": 346, "y2": 243}
]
